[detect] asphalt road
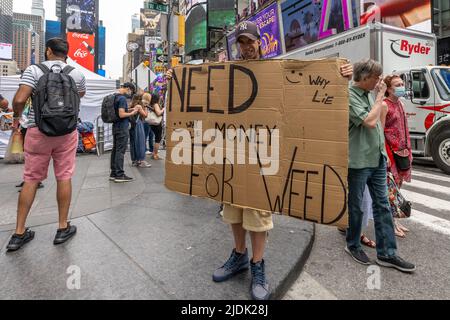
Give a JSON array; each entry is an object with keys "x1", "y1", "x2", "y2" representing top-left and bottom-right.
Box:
[{"x1": 285, "y1": 159, "x2": 450, "y2": 300}]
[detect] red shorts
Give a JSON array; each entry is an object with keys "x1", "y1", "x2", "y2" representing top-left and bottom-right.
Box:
[{"x1": 23, "y1": 127, "x2": 78, "y2": 182}]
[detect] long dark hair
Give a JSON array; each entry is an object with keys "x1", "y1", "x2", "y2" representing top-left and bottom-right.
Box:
[{"x1": 150, "y1": 93, "x2": 160, "y2": 106}]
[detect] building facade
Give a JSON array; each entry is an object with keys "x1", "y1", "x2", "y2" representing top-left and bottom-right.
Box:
[
  {"x1": 14, "y1": 13, "x2": 45, "y2": 65},
  {"x1": 56, "y1": 0, "x2": 62, "y2": 21},
  {"x1": 434, "y1": 0, "x2": 450, "y2": 65},
  {"x1": 0, "y1": 59, "x2": 17, "y2": 76},
  {"x1": 0, "y1": 0, "x2": 13, "y2": 44},
  {"x1": 13, "y1": 19, "x2": 41, "y2": 72}
]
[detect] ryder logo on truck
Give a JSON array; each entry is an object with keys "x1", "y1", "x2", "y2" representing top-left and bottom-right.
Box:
[{"x1": 390, "y1": 39, "x2": 432, "y2": 58}]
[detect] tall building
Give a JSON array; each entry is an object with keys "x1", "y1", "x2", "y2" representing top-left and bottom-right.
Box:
[
  {"x1": 132, "y1": 13, "x2": 141, "y2": 33},
  {"x1": 13, "y1": 19, "x2": 42, "y2": 71},
  {"x1": 31, "y1": 0, "x2": 45, "y2": 20},
  {"x1": 14, "y1": 13, "x2": 45, "y2": 65},
  {"x1": 56, "y1": 0, "x2": 62, "y2": 21},
  {"x1": 0, "y1": 0, "x2": 13, "y2": 44}
]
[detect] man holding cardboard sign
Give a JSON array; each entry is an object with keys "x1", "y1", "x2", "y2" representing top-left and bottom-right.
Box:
[{"x1": 166, "y1": 21, "x2": 354, "y2": 300}]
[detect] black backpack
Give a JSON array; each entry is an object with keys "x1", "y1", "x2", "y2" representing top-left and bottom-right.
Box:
[
  {"x1": 101, "y1": 93, "x2": 119, "y2": 123},
  {"x1": 33, "y1": 63, "x2": 80, "y2": 136}
]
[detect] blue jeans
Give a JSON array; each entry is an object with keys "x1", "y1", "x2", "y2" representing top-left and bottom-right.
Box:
[
  {"x1": 346, "y1": 156, "x2": 397, "y2": 258},
  {"x1": 143, "y1": 122, "x2": 154, "y2": 153}
]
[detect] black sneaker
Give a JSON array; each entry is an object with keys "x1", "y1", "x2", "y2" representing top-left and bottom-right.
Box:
[
  {"x1": 376, "y1": 255, "x2": 416, "y2": 273},
  {"x1": 250, "y1": 259, "x2": 271, "y2": 300},
  {"x1": 6, "y1": 229, "x2": 35, "y2": 252},
  {"x1": 54, "y1": 223, "x2": 77, "y2": 245},
  {"x1": 114, "y1": 175, "x2": 134, "y2": 183},
  {"x1": 109, "y1": 175, "x2": 116, "y2": 181},
  {"x1": 213, "y1": 249, "x2": 249, "y2": 282},
  {"x1": 345, "y1": 246, "x2": 371, "y2": 265}
]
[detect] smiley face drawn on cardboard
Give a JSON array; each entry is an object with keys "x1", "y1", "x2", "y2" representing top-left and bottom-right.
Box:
[{"x1": 286, "y1": 70, "x2": 303, "y2": 84}]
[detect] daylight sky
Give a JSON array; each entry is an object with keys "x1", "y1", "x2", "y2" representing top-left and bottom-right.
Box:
[{"x1": 13, "y1": 0, "x2": 143, "y2": 79}]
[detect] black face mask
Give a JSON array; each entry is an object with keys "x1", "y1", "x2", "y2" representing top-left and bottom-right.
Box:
[{"x1": 124, "y1": 94, "x2": 132, "y2": 99}]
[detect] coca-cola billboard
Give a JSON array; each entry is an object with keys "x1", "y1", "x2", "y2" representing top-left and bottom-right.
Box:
[{"x1": 67, "y1": 31, "x2": 95, "y2": 71}]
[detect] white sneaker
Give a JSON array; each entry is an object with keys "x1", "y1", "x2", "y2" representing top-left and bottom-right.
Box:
[
  {"x1": 138, "y1": 161, "x2": 152, "y2": 168},
  {"x1": 146, "y1": 151, "x2": 153, "y2": 156}
]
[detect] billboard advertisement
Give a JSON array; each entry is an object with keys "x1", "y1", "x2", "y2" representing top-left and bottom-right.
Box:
[
  {"x1": 140, "y1": 8, "x2": 162, "y2": 30},
  {"x1": 237, "y1": 0, "x2": 258, "y2": 22},
  {"x1": 208, "y1": 0, "x2": 236, "y2": 29},
  {"x1": 45, "y1": 20, "x2": 62, "y2": 43},
  {"x1": 67, "y1": 32, "x2": 95, "y2": 71},
  {"x1": 64, "y1": 0, "x2": 98, "y2": 34},
  {"x1": 185, "y1": 4, "x2": 207, "y2": 54},
  {"x1": 281, "y1": 0, "x2": 359, "y2": 53},
  {"x1": 185, "y1": 0, "x2": 206, "y2": 13},
  {"x1": 228, "y1": 2, "x2": 282, "y2": 61},
  {"x1": 0, "y1": 43, "x2": 13, "y2": 60},
  {"x1": 437, "y1": 37, "x2": 450, "y2": 66},
  {"x1": 145, "y1": 36, "x2": 162, "y2": 54},
  {"x1": 249, "y1": 2, "x2": 282, "y2": 58},
  {"x1": 360, "y1": 0, "x2": 432, "y2": 32},
  {"x1": 98, "y1": 25, "x2": 105, "y2": 66}
]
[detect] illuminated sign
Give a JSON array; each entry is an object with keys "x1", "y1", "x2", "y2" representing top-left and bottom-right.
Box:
[{"x1": 67, "y1": 32, "x2": 95, "y2": 71}]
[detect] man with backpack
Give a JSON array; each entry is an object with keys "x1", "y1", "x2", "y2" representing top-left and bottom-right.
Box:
[
  {"x1": 7, "y1": 38, "x2": 86, "y2": 252},
  {"x1": 106, "y1": 82, "x2": 139, "y2": 183}
]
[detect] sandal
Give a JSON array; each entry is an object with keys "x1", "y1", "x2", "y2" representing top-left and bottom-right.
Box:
[
  {"x1": 360, "y1": 234, "x2": 376, "y2": 248},
  {"x1": 152, "y1": 154, "x2": 162, "y2": 160}
]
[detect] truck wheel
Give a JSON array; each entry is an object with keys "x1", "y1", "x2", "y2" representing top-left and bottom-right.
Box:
[{"x1": 431, "y1": 129, "x2": 450, "y2": 175}]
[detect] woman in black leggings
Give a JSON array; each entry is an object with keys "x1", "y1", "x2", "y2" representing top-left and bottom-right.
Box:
[{"x1": 149, "y1": 93, "x2": 165, "y2": 160}]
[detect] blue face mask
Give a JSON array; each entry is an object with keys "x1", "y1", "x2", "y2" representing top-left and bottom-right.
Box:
[{"x1": 394, "y1": 87, "x2": 406, "y2": 97}]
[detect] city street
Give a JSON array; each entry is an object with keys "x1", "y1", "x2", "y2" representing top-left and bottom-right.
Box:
[
  {"x1": 286, "y1": 158, "x2": 450, "y2": 300},
  {"x1": 0, "y1": 154, "x2": 449, "y2": 300}
]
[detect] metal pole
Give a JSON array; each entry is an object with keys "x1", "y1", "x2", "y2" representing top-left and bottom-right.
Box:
[{"x1": 167, "y1": 0, "x2": 172, "y2": 65}]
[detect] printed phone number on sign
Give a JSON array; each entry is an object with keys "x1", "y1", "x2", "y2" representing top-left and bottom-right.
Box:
[{"x1": 335, "y1": 32, "x2": 366, "y2": 46}]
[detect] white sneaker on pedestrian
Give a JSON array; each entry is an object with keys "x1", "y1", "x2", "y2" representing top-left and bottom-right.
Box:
[
  {"x1": 138, "y1": 160, "x2": 152, "y2": 168},
  {"x1": 146, "y1": 151, "x2": 153, "y2": 156}
]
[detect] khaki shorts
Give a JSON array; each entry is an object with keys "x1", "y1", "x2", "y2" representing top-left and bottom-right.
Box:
[{"x1": 223, "y1": 204, "x2": 273, "y2": 232}]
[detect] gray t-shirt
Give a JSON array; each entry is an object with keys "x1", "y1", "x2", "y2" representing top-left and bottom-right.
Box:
[{"x1": 19, "y1": 60, "x2": 86, "y2": 128}]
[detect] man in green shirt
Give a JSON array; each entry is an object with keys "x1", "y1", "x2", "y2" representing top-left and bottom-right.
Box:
[{"x1": 346, "y1": 59, "x2": 415, "y2": 273}]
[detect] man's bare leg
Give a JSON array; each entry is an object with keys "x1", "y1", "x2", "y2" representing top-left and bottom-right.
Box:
[
  {"x1": 15, "y1": 182, "x2": 39, "y2": 235},
  {"x1": 57, "y1": 180, "x2": 72, "y2": 229},
  {"x1": 231, "y1": 223, "x2": 247, "y2": 254},
  {"x1": 250, "y1": 231, "x2": 267, "y2": 263}
]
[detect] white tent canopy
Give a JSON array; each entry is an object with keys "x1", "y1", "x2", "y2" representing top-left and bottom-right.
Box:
[{"x1": 0, "y1": 59, "x2": 118, "y2": 158}]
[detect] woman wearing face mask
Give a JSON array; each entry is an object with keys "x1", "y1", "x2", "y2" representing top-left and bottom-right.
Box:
[{"x1": 381, "y1": 75, "x2": 412, "y2": 238}]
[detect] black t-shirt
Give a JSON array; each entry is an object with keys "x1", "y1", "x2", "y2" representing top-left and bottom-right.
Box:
[{"x1": 113, "y1": 95, "x2": 129, "y2": 129}]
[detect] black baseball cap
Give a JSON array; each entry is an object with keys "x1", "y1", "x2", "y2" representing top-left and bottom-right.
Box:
[
  {"x1": 121, "y1": 82, "x2": 136, "y2": 94},
  {"x1": 236, "y1": 21, "x2": 260, "y2": 42}
]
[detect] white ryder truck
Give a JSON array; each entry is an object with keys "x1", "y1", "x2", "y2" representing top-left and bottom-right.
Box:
[{"x1": 280, "y1": 22, "x2": 450, "y2": 174}]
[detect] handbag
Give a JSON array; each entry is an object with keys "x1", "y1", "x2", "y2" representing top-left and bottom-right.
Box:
[
  {"x1": 145, "y1": 109, "x2": 162, "y2": 126},
  {"x1": 4, "y1": 131, "x2": 25, "y2": 164},
  {"x1": 387, "y1": 172, "x2": 411, "y2": 218},
  {"x1": 390, "y1": 108, "x2": 411, "y2": 171},
  {"x1": 393, "y1": 151, "x2": 411, "y2": 171}
]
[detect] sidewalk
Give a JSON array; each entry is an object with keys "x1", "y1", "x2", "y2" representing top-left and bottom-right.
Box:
[{"x1": 0, "y1": 152, "x2": 314, "y2": 300}]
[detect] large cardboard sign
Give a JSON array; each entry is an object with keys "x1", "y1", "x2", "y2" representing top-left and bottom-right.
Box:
[{"x1": 165, "y1": 59, "x2": 349, "y2": 228}]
